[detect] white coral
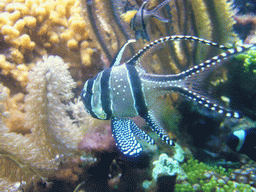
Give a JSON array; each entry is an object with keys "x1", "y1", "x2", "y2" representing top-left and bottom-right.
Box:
[{"x1": 25, "y1": 55, "x2": 83, "y2": 168}]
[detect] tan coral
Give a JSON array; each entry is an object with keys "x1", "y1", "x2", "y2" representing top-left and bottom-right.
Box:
[
  {"x1": 0, "y1": 54, "x2": 15, "y2": 75},
  {"x1": 5, "y1": 109, "x2": 30, "y2": 135},
  {"x1": 0, "y1": 0, "x2": 90, "y2": 57},
  {"x1": 0, "y1": 0, "x2": 93, "y2": 89},
  {"x1": 11, "y1": 63, "x2": 31, "y2": 88},
  {"x1": 0, "y1": 84, "x2": 28, "y2": 135}
]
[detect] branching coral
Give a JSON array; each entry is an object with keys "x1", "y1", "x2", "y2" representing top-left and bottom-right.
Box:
[
  {"x1": 0, "y1": 0, "x2": 89, "y2": 55},
  {"x1": 0, "y1": 0, "x2": 96, "y2": 90}
]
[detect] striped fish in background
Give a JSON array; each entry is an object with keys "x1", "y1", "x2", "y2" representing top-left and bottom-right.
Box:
[{"x1": 81, "y1": 35, "x2": 254, "y2": 157}]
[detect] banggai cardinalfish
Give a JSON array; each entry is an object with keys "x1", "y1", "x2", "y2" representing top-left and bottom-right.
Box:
[{"x1": 81, "y1": 35, "x2": 254, "y2": 157}]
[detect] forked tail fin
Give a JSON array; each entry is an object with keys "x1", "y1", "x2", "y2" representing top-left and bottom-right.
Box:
[{"x1": 175, "y1": 44, "x2": 255, "y2": 118}]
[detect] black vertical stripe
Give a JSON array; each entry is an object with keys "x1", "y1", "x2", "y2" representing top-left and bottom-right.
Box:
[
  {"x1": 81, "y1": 77, "x2": 98, "y2": 119},
  {"x1": 125, "y1": 64, "x2": 148, "y2": 118},
  {"x1": 100, "y1": 68, "x2": 112, "y2": 119}
]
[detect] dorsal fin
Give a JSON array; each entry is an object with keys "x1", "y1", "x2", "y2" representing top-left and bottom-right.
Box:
[
  {"x1": 127, "y1": 35, "x2": 230, "y2": 66},
  {"x1": 110, "y1": 39, "x2": 136, "y2": 67}
]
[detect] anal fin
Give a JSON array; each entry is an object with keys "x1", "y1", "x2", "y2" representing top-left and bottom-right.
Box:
[{"x1": 144, "y1": 111, "x2": 174, "y2": 146}]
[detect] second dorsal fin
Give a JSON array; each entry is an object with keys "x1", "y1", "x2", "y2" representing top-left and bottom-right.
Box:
[{"x1": 127, "y1": 35, "x2": 230, "y2": 66}]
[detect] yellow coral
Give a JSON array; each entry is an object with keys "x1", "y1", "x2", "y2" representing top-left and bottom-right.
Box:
[
  {"x1": 2, "y1": 25, "x2": 19, "y2": 38},
  {"x1": 8, "y1": 11, "x2": 20, "y2": 23},
  {"x1": 10, "y1": 48, "x2": 23, "y2": 64},
  {"x1": 5, "y1": 109, "x2": 30, "y2": 135},
  {"x1": 19, "y1": 34, "x2": 35, "y2": 51},
  {"x1": 67, "y1": 38, "x2": 78, "y2": 49},
  {"x1": 0, "y1": 84, "x2": 28, "y2": 135},
  {"x1": 56, "y1": 5, "x2": 66, "y2": 17},
  {"x1": 80, "y1": 40, "x2": 95, "y2": 67},
  {"x1": 11, "y1": 64, "x2": 30, "y2": 87},
  {"x1": 49, "y1": 32, "x2": 60, "y2": 44},
  {"x1": 0, "y1": 0, "x2": 92, "y2": 89},
  {"x1": 60, "y1": 29, "x2": 74, "y2": 41},
  {"x1": 13, "y1": 19, "x2": 25, "y2": 31},
  {"x1": 23, "y1": 16, "x2": 37, "y2": 27},
  {"x1": 0, "y1": 54, "x2": 15, "y2": 75},
  {"x1": 0, "y1": 0, "x2": 90, "y2": 64},
  {"x1": 0, "y1": 13, "x2": 10, "y2": 27},
  {"x1": 70, "y1": 19, "x2": 86, "y2": 34}
]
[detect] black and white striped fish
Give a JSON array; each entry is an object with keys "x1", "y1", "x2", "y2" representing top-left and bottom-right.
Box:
[
  {"x1": 81, "y1": 35, "x2": 254, "y2": 157},
  {"x1": 130, "y1": 0, "x2": 171, "y2": 41},
  {"x1": 225, "y1": 128, "x2": 256, "y2": 161}
]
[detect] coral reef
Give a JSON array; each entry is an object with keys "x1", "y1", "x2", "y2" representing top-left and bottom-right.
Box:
[
  {"x1": 230, "y1": 162, "x2": 256, "y2": 188},
  {"x1": 236, "y1": 50, "x2": 256, "y2": 76},
  {"x1": 0, "y1": 0, "x2": 256, "y2": 191},
  {"x1": 175, "y1": 159, "x2": 255, "y2": 192},
  {"x1": 25, "y1": 55, "x2": 83, "y2": 163},
  {"x1": 143, "y1": 153, "x2": 186, "y2": 191},
  {"x1": 0, "y1": 0, "x2": 102, "y2": 93},
  {"x1": 0, "y1": 0, "x2": 88, "y2": 56},
  {"x1": 0, "y1": 55, "x2": 85, "y2": 190}
]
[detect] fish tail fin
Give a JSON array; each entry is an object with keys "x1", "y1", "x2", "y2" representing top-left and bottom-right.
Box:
[
  {"x1": 176, "y1": 45, "x2": 255, "y2": 118},
  {"x1": 148, "y1": 0, "x2": 171, "y2": 22}
]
